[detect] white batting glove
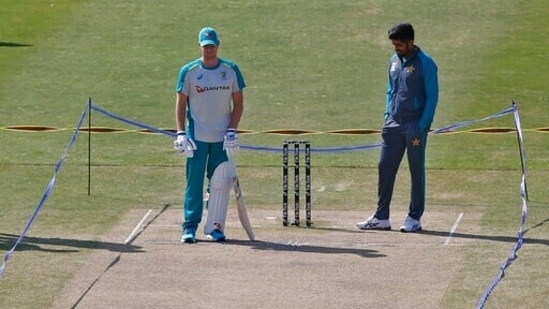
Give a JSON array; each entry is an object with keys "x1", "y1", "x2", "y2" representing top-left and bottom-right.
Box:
[
  {"x1": 223, "y1": 128, "x2": 240, "y2": 157},
  {"x1": 174, "y1": 132, "x2": 197, "y2": 158}
]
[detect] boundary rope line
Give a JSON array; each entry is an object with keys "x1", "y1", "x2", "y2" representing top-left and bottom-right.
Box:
[{"x1": 0, "y1": 99, "x2": 530, "y2": 309}]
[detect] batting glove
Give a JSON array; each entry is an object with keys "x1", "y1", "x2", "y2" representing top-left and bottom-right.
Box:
[
  {"x1": 223, "y1": 128, "x2": 240, "y2": 157},
  {"x1": 174, "y1": 132, "x2": 197, "y2": 158}
]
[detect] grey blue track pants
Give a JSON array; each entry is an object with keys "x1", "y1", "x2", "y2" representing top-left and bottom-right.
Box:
[{"x1": 374, "y1": 117, "x2": 428, "y2": 221}]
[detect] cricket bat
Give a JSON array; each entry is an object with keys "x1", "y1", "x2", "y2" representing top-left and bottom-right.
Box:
[
  {"x1": 226, "y1": 151, "x2": 255, "y2": 241},
  {"x1": 232, "y1": 174, "x2": 255, "y2": 241}
]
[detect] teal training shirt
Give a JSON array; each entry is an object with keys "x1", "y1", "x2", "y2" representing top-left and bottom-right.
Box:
[{"x1": 176, "y1": 58, "x2": 246, "y2": 142}]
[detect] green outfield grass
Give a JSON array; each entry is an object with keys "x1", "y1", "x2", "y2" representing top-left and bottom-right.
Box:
[{"x1": 0, "y1": 0, "x2": 548, "y2": 308}]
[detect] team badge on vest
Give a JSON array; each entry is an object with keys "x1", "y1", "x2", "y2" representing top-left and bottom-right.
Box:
[{"x1": 405, "y1": 65, "x2": 415, "y2": 73}]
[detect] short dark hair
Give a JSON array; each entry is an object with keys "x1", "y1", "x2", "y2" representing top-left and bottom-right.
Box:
[{"x1": 388, "y1": 23, "x2": 414, "y2": 42}]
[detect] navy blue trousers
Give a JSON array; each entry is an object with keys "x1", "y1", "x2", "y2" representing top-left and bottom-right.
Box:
[{"x1": 374, "y1": 117, "x2": 427, "y2": 221}]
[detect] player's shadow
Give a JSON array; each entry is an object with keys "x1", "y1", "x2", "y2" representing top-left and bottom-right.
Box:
[
  {"x1": 225, "y1": 239, "x2": 385, "y2": 258},
  {"x1": 0, "y1": 42, "x2": 32, "y2": 47},
  {"x1": 418, "y1": 217, "x2": 549, "y2": 246},
  {"x1": 0, "y1": 204, "x2": 171, "y2": 255},
  {"x1": 0, "y1": 233, "x2": 144, "y2": 253},
  {"x1": 308, "y1": 226, "x2": 366, "y2": 234}
]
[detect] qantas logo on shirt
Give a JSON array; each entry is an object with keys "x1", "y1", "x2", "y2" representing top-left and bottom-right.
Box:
[{"x1": 195, "y1": 85, "x2": 230, "y2": 93}]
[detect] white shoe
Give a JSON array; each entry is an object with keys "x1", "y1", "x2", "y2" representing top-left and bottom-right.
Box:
[
  {"x1": 400, "y1": 215, "x2": 422, "y2": 233},
  {"x1": 356, "y1": 215, "x2": 391, "y2": 230}
]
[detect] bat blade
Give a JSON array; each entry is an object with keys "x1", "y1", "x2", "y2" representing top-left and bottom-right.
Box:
[{"x1": 233, "y1": 176, "x2": 255, "y2": 241}]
